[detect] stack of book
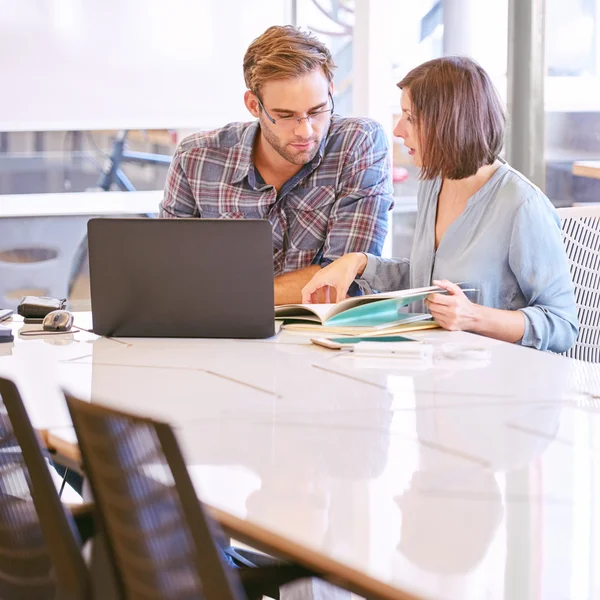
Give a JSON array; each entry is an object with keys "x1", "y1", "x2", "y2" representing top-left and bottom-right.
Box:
[{"x1": 275, "y1": 285, "x2": 462, "y2": 337}]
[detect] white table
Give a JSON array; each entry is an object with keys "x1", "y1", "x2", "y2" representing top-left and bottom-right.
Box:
[
  {"x1": 1, "y1": 314, "x2": 599, "y2": 600},
  {"x1": 0, "y1": 190, "x2": 162, "y2": 218},
  {"x1": 573, "y1": 161, "x2": 600, "y2": 181}
]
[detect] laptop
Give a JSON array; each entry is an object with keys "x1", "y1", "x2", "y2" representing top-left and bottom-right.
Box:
[{"x1": 87, "y1": 218, "x2": 275, "y2": 338}]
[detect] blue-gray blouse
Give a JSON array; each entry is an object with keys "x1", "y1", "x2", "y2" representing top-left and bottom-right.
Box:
[{"x1": 357, "y1": 161, "x2": 578, "y2": 353}]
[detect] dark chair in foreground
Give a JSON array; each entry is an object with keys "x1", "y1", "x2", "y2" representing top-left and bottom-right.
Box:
[
  {"x1": 0, "y1": 376, "x2": 90, "y2": 600},
  {"x1": 65, "y1": 394, "x2": 315, "y2": 600}
]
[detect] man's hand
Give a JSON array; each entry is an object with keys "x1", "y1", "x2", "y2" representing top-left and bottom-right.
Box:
[
  {"x1": 301, "y1": 253, "x2": 368, "y2": 304},
  {"x1": 424, "y1": 279, "x2": 480, "y2": 331},
  {"x1": 274, "y1": 265, "x2": 323, "y2": 306}
]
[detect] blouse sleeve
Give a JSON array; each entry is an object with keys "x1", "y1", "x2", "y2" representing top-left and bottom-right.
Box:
[
  {"x1": 509, "y1": 196, "x2": 578, "y2": 352},
  {"x1": 355, "y1": 254, "x2": 411, "y2": 295}
]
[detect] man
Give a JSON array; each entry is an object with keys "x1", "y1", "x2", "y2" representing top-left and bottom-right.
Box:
[{"x1": 160, "y1": 25, "x2": 393, "y2": 305}]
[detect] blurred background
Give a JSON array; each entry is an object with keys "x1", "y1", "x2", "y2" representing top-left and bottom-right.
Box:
[{"x1": 1, "y1": 0, "x2": 599, "y2": 310}]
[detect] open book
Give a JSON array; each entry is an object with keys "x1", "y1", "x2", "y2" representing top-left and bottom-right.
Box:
[{"x1": 275, "y1": 285, "x2": 462, "y2": 335}]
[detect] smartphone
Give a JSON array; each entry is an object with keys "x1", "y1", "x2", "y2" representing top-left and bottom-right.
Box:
[
  {"x1": 311, "y1": 335, "x2": 416, "y2": 350},
  {"x1": 0, "y1": 309, "x2": 13, "y2": 322}
]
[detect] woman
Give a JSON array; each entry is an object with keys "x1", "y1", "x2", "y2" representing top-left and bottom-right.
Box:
[{"x1": 302, "y1": 57, "x2": 577, "y2": 353}]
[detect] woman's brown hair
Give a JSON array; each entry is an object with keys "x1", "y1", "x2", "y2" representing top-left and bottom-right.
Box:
[{"x1": 398, "y1": 56, "x2": 506, "y2": 180}]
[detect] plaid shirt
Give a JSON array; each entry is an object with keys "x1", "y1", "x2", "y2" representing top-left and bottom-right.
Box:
[{"x1": 160, "y1": 116, "x2": 393, "y2": 276}]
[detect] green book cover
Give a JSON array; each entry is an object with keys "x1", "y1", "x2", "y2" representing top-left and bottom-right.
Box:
[{"x1": 326, "y1": 298, "x2": 427, "y2": 327}]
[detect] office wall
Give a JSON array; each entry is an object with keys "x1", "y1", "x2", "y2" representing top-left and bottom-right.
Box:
[{"x1": 0, "y1": 0, "x2": 286, "y2": 132}]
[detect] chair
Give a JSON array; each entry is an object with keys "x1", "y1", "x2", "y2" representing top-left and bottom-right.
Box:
[
  {"x1": 65, "y1": 395, "x2": 314, "y2": 600},
  {"x1": 557, "y1": 206, "x2": 600, "y2": 362},
  {"x1": 0, "y1": 376, "x2": 90, "y2": 600}
]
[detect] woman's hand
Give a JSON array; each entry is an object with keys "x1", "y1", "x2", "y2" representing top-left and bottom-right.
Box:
[
  {"x1": 425, "y1": 279, "x2": 480, "y2": 330},
  {"x1": 301, "y1": 253, "x2": 369, "y2": 304}
]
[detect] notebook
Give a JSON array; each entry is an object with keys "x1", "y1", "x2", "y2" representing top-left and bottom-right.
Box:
[{"x1": 275, "y1": 284, "x2": 475, "y2": 335}]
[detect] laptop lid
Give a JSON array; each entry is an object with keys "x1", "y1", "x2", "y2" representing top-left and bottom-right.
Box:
[{"x1": 87, "y1": 218, "x2": 275, "y2": 338}]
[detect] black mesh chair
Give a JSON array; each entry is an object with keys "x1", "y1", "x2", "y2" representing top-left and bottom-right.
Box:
[
  {"x1": 65, "y1": 394, "x2": 314, "y2": 600},
  {"x1": 0, "y1": 376, "x2": 90, "y2": 600}
]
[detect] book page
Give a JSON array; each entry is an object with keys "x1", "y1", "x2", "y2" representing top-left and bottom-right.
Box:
[
  {"x1": 274, "y1": 285, "x2": 477, "y2": 323},
  {"x1": 274, "y1": 288, "x2": 439, "y2": 323},
  {"x1": 321, "y1": 285, "x2": 442, "y2": 321},
  {"x1": 274, "y1": 303, "x2": 337, "y2": 324}
]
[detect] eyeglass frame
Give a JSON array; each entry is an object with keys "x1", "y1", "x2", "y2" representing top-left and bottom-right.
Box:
[{"x1": 256, "y1": 92, "x2": 335, "y2": 128}]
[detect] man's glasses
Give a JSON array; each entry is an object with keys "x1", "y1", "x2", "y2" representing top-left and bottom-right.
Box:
[{"x1": 257, "y1": 93, "x2": 334, "y2": 130}]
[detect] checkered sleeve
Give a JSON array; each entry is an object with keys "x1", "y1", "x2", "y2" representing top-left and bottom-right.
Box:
[
  {"x1": 159, "y1": 146, "x2": 199, "y2": 218},
  {"x1": 322, "y1": 122, "x2": 394, "y2": 265}
]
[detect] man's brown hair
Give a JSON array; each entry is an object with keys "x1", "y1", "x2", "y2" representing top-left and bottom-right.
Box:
[
  {"x1": 243, "y1": 26, "x2": 336, "y2": 95},
  {"x1": 398, "y1": 56, "x2": 506, "y2": 180}
]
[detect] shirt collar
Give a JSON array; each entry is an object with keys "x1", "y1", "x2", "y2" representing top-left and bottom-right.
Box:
[
  {"x1": 230, "y1": 117, "x2": 331, "y2": 186},
  {"x1": 230, "y1": 121, "x2": 260, "y2": 184},
  {"x1": 311, "y1": 128, "x2": 327, "y2": 168}
]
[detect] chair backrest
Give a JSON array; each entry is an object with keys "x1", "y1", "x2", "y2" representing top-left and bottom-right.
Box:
[
  {"x1": 64, "y1": 394, "x2": 246, "y2": 600},
  {"x1": 0, "y1": 377, "x2": 89, "y2": 600},
  {"x1": 557, "y1": 206, "x2": 600, "y2": 362}
]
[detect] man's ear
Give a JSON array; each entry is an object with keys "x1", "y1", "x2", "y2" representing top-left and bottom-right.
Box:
[{"x1": 244, "y1": 90, "x2": 261, "y2": 119}]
